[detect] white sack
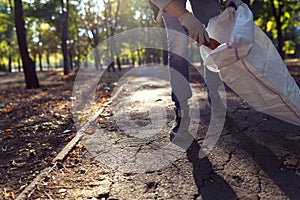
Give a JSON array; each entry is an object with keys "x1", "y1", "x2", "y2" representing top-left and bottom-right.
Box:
[{"x1": 200, "y1": 3, "x2": 300, "y2": 126}]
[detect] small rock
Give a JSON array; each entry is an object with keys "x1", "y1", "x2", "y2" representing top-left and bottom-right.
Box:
[
  {"x1": 19, "y1": 184, "x2": 27, "y2": 191},
  {"x1": 63, "y1": 129, "x2": 72, "y2": 134},
  {"x1": 58, "y1": 188, "x2": 67, "y2": 193},
  {"x1": 146, "y1": 181, "x2": 158, "y2": 189},
  {"x1": 96, "y1": 192, "x2": 109, "y2": 199}
]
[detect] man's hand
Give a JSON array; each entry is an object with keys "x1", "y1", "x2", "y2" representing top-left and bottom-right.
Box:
[
  {"x1": 178, "y1": 13, "x2": 210, "y2": 45},
  {"x1": 226, "y1": 0, "x2": 242, "y2": 8}
]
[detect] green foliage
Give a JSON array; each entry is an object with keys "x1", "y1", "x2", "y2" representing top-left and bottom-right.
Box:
[
  {"x1": 1, "y1": 0, "x2": 299, "y2": 72},
  {"x1": 251, "y1": 0, "x2": 300, "y2": 57},
  {"x1": 0, "y1": 0, "x2": 18, "y2": 71}
]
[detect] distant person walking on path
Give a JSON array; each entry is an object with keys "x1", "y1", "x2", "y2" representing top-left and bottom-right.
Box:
[{"x1": 150, "y1": 0, "x2": 241, "y2": 139}]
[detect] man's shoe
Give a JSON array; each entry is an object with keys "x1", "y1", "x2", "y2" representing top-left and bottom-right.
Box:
[
  {"x1": 169, "y1": 107, "x2": 194, "y2": 149},
  {"x1": 170, "y1": 108, "x2": 190, "y2": 140}
]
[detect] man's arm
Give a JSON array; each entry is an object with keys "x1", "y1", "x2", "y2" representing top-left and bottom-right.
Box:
[
  {"x1": 151, "y1": 0, "x2": 210, "y2": 45},
  {"x1": 151, "y1": 0, "x2": 188, "y2": 18}
]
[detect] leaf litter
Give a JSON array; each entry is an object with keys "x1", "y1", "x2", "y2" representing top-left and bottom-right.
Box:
[{"x1": 0, "y1": 70, "x2": 116, "y2": 198}]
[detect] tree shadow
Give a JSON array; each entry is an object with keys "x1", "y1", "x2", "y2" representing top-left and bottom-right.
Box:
[{"x1": 186, "y1": 139, "x2": 238, "y2": 200}]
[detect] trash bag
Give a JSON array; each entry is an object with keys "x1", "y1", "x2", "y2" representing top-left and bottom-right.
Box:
[{"x1": 200, "y1": 3, "x2": 300, "y2": 126}]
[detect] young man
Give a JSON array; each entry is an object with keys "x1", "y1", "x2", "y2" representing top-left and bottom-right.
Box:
[{"x1": 150, "y1": 0, "x2": 241, "y2": 139}]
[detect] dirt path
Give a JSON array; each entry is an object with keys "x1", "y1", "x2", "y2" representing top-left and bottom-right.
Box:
[{"x1": 19, "y1": 65, "x2": 300, "y2": 200}]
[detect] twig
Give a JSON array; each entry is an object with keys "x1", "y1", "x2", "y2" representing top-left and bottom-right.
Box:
[{"x1": 44, "y1": 191, "x2": 53, "y2": 200}]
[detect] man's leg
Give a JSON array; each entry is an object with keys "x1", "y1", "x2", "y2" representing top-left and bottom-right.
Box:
[
  {"x1": 163, "y1": 1, "x2": 191, "y2": 109},
  {"x1": 163, "y1": 0, "x2": 191, "y2": 137},
  {"x1": 190, "y1": 0, "x2": 225, "y2": 116}
]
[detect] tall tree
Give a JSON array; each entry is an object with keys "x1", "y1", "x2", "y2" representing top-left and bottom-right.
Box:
[
  {"x1": 270, "y1": 0, "x2": 284, "y2": 58},
  {"x1": 14, "y1": 0, "x2": 39, "y2": 88},
  {"x1": 252, "y1": 0, "x2": 300, "y2": 58},
  {"x1": 103, "y1": 0, "x2": 121, "y2": 71},
  {"x1": 0, "y1": 0, "x2": 16, "y2": 72},
  {"x1": 61, "y1": 0, "x2": 70, "y2": 75},
  {"x1": 82, "y1": 0, "x2": 103, "y2": 70}
]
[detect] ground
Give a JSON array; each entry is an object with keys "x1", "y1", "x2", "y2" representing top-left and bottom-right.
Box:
[
  {"x1": 1, "y1": 64, "x2": 300, "y2": 199},
  {"x1": 0, "y1": 69, "x2": 115, "y2": 199}
]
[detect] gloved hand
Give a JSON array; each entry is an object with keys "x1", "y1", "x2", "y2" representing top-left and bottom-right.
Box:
[
  {"x1": 226, "y1": 0, "x2": 242, "y2": 8},
  {"x1": 178, "y1": 13, "x2": 210, "y2": 45}
]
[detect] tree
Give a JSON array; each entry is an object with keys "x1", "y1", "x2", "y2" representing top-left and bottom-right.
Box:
[
  {"x1": 14, "y1": 0, "x2": 39, "y2": 88},
  {"x1": 25, "y1": 0, "x2": 76, "y2": 71},
  {"x1": 270, "y1": 0, "x2": 284, "y2": 58},
  {"x1": 81, "y1": 0, "x2": 104, "y2": 70},
  {"x1": 61, "y1": 0, "x2": 70, "y2": 75},
  {"x1": 103, "y1": 0, "x2": 121, "y2": 72},
  {"x1": 251, "y1": 0, "x2": 300, "y2": 58},
  {"x1": 0, "y1": 0, "x2": 17, "y2": 72}
]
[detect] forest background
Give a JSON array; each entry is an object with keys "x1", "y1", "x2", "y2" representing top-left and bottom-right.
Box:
[{"x1": 0, "y1": 0, "x2": 299, "y2": 88}]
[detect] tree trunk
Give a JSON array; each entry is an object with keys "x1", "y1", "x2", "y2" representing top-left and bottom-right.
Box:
[
  {"x1": 8, "y1": 53, "x2": 12, "y2": 73},
  {"x1": 14, "y1": 0, "x2": 39, "y2": 88},
  {"x1": 270, "y1": 0, "x2": 284, "y2": 58},
  {"x1": 91, "y1": 26, "x2": 101, "y2": 70},
  {"x1": 137, "y1": 49, "x2": 141, "y2": 66},
  {"x1": 61, "y1": 0, "x2": 70, "y2": 75},
  {"x1": 18, "y1": 57, "x2": 21, "y2": 72},
  {"x1": 131, "y1": 55, "x2": 135, "y2": 66},
  {"x1": 94, "y1": 46, "x2": 100, "y2": 70},
  {"x1": 76, "y1": 41, "x2": 81, "y2": 68},
  {"x1": 116, "y1": 57, "x2": 121, "y2": 71},
  {"x1": 103, "y1": 0, "x2": 120, "y2": 72},
  {"x1": 39, "y1": 53, "x2": 43, "y2": 71},
  {"x1": 68, "y1": 49, "x2": 73, "y2": 70},
  {"x1": 109, "y1": 38, "x2": 116, "y2": 71},
  {"x1": 46, "y1": 53, "x2": 51, "y2": 70},
  {"x1": 8, "y1": 1, "x2": 13, "y2": 73}
]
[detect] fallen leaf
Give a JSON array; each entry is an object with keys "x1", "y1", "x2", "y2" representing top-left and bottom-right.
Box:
[
  {"x1": 64, "y1": 135, "x2": 74, "y2": 142},
  {"x1": 70, "y1": 150, "x2": 79, "y2": 157},
  {"x1": 75, "y1": 143, "x2": 86, "y2": 151},
  {"x1": 5, "y1": 128, "x2": 12, "y2": 132},
  {"x1": 2, "y1": 135, "x2": 15, "y2": 140},
  {"x1": 98, "y1": 118, "x2": 106, "y2": 124},
  {"x1": 0, "y1": 109, "x2": 14, "y2": 114},
  {"x1": 77, "y1": 114, "x2": 86, "y2": 121},
  {"x1": 100, "y1": 98, "x2": 106, "y2": 104},
  {"x1": 4, "y1": 191, "x2": 14, "y2": 199},
  {"x1": 12, "y1": 160, "x2": 26, "y2": 168},
  {"x1": 84, "y1": 129, "x2": 95, "y2": 135}
]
